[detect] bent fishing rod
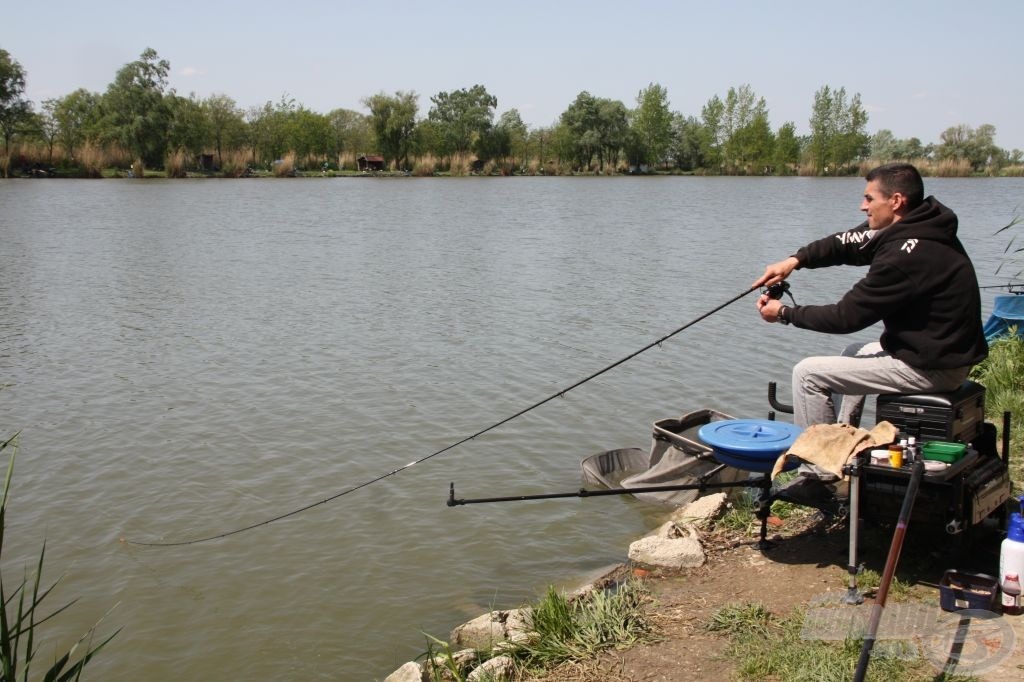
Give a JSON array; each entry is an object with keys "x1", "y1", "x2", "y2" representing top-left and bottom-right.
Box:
[{"x1": 126, "y1": 281, "x2": 780, "y2": 547}]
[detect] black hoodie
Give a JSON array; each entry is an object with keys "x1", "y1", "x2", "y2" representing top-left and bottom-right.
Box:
[{"x1": 787, "y1": 196, "x2": 988, "y2": 370}]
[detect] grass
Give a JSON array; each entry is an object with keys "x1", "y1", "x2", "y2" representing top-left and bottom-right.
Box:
[
  {"x1": 0, "y1": 433, "x2": 119, "y2": 681},
  {"x1": 970, "y1": 328, "x2": 1024, "y2": 488},
  {"x1": 510, "y1": 581, "x2": 655, "y2": 668},
  {"x1": 705, "y1": 602, "x2": 970, "y2": 681},
  {"x1": 419, "y1": 579, "x2": 656, "y2": 681}
]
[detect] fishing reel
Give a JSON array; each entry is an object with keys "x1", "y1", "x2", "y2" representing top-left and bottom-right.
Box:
[{"x1": 762, "y1": 280, "x2": 795, "y2": 303}]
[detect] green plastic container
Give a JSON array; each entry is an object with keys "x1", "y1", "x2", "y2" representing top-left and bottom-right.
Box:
[{"x1": 922, "y1": 441, "x2": 967, "y2": 463}]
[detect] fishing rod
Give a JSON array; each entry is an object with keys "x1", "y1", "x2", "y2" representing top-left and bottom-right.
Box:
[
  {"x1": 126, "y1": 282, "x2": 775, "y2": 547},
  {"x1": 853, "y1": 458, "x2": 925, "y2": 682}
]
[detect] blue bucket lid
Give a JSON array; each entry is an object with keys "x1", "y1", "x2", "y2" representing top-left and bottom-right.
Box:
[
  {"x1": 697, "y1": 419, "x2": 802, "y2": 454},
  {"x1": 1010, "y1": 513, "x2": 1024, "y2": 543}
]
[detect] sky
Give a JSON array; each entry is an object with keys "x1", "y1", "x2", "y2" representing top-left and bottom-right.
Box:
[{"x1": 5, "y1": 0, "x2": 1024, "y2": 150}]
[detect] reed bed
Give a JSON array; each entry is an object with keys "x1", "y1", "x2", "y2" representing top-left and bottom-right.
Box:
[
  {"x1": 164, "y1": 150, "x2": 188, "y2": 178},
  {"x1": 412, "y1": 154, "x2": 438, "y2": 176},
  {"x1": 219, "y1": 149, "x2": 250, "y2": 177},
  {"x1": 448, "y1": 153, "x2": 473, "y2": 177},
  {"x1": 272, "y1": 152, "x2": 296, "y2": 177},
  {"x1": 933, "y1": 157, "x2": 973, "y2": 177},
  {"x1": 338, "y1": 151, "x2": 357, "y2": 171}
]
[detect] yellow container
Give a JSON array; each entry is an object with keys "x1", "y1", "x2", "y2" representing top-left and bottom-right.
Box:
[{"x1": 888, "y1": 444, "x2": 904, "y2": 468}]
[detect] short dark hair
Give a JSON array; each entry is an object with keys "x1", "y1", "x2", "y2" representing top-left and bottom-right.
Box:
[{"x1": 865, "y1": 163, "x2": 924, "y2": 210}]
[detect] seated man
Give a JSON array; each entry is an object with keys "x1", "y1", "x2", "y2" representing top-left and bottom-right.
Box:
[{"x1": 752, "y1": 163, "x2": 988, "y2": 507}]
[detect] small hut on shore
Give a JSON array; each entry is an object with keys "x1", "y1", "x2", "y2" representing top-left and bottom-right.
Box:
[{"x1": 357, "y1": 155, "x2": 386, "y2": 172}]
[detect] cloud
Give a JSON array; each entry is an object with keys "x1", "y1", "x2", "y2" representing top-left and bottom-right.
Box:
[
  {"x1": 180, "y1": 66, "x2": 205, "y2": 78},
  {"x1": 912, "y1": 91, "x2": 929, "y2": 100}
]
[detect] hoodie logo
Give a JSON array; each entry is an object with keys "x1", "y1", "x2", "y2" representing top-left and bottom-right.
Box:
[
  {"x1": 835, "y1": 229, "x2": 873, "y2": 245},
  {"x1": 901, "y1": 239, "x2": 919, "y2": 254}
]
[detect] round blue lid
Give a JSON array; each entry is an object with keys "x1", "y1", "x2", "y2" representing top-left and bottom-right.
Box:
[
  {"x1": 1009, "y1": 513, "x2": 1024, "y2": 543},
  {"x1": 697, "y1": 419, "x2": 802, "y2": 454}
]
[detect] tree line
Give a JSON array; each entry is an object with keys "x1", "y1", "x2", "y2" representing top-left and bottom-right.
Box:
[{"x1": 1, "y1": 47, "x2": 1021, "y2": 178}]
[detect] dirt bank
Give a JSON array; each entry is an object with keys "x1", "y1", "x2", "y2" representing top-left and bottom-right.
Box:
[{"x1": 527, "y1": 512, "x2": 1024, "y2": 681}]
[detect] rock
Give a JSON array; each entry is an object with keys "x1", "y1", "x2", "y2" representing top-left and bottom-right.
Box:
[
  {"x1": 504, "y1": 608, "x2": 533, "y2": 644},
  {"x1": 424, "y1": 648, "x2": 477, "y2": 680},
  {"x1": 382, "y1": 661, "x2": 423, "y2": 682},
  {"x1": 467, "y1": 655, "x2": 515, "y2": 681},
  {"x1": 450, "y1": 611, "x2": 506, "y2": 650},
  {"x1": 671, "y1": 492, "x2": 728, "y2": 528},
  {"x1": 628, "y1": 521, "x2": 705, "y2": 568}
]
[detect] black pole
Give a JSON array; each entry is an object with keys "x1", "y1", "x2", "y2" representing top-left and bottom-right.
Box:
[
  {"x1": 447, "y1": 476, "x2": 755, "y2": 506},
  {"x1": 853, "y1": 459, "x2": 925, "y2": 682}
]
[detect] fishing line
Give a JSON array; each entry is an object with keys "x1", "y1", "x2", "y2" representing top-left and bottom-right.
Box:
[{"x1": 125, "y1": 284, "x2": 760, "y2": 547}]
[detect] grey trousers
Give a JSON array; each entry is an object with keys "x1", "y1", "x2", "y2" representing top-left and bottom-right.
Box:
[{"x1": 792, "y1": 341, "x2": 972, "y2": 429}]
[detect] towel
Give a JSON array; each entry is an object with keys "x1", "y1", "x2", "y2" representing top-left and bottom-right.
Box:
[{"x1": 770, "y1": 421, "x2": 899, "y2": 480}]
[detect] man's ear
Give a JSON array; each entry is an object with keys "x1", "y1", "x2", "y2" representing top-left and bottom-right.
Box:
[{"x1": 890, "y1": 192, "x2": 907, "y2": 213}]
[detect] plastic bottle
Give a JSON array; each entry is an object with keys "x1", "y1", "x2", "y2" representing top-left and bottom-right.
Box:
[
  {"x1": 1002, "y1": 574, "x2": 1022, "y2": 615},
  {"x1": 905, "y1": 436, "x2": 918, "y2": 464},
  {"x1": 1000, "y1": 507, "x2": 1024, "y2": 616}
]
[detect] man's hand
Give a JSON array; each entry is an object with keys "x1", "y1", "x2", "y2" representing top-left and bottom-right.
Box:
[
  {"x1": 752, "y1": 256, "x2": 799, "y2": 289},
  {"x1": 757, "y1": 295, "x2": 786, "y2": 323}
]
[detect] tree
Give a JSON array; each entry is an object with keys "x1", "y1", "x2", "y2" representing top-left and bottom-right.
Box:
[
  {"x1": 288, "y1": 107, "x2": 332, "y2": 166},
  {"x1": 699, "y1": 94, "x2": 725, "y2": 170},
  {"x1": 936, "y1": 123, "x2": 1001, "y2": 171},
  {"x1": 807, "y1": 85, "x2": 869, "y2": 174},
  {"x1": 558, "y1": 91, "x2": 628, "y2": 171},
  {"x1": 427, "y1": 84, "x2": 497, "y2": 158},
  {"x1": 362, "y1": 90, "x2": 418, "y2": 168},
  {"x1": 668, "y1": 113, "x2": 704, "y2": 171},
  {"x1": 773, "y1": 122, "x2": 800, "y2": 173},
  {"x1": 102, "y1": 47, "x2": 172, "y2": 167},
  {"x1": 0, "y1": 48, "x2": 32, "y2": 169},
  {"x1": 496, "y1": 108, "x2": 528, "y2": 170},
  {"x1": 326, "y1": 108, "x2": 373, "y2": 160},
  {"x1": 717, "y1": 85, "x2": 773, "y2": 173},
  {"x1": 203, "y1": 94, "x2": 246, "y2": 167},
  {"x1": 246, "y1": 95, "x2": 296, "y2": 165},
  {"x1": 166, "y1": 93, "x2": 210, "y2": 161},
  {"x1": 50, "y1": 88, "x2": 103, "y2": 161},
  {"x1": 38, "y1": 100, "x2": 62, "y2": 163},
  {"x1": 632, "y1": 83, "x2": 672, "y2": 169}
]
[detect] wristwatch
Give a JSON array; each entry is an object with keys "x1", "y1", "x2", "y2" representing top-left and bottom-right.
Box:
[{"x1": 777, "y1": 305, "x2": 791, "y2": 325}]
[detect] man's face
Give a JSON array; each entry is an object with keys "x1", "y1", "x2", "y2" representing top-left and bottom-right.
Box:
[{"x1": 860, "y1": 179, "x2": 902, "y2": 229}]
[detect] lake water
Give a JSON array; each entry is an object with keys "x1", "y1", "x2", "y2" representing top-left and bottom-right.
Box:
[{"x1": 1, "y1": 176, "x2": 1021, "y2": 680}]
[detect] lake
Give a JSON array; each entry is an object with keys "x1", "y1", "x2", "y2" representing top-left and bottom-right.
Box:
[{"x1": 0, "y1": 175, "x2": 1021, "y2": 680}]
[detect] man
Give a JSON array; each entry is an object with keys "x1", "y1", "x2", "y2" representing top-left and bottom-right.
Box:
[{"x1": 753, "y1": 163, "x2": 988, "y2": 503}]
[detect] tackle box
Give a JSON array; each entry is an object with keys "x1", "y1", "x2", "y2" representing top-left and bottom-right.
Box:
[
  {"x1": 875, "y1": 380, "x2": 984, "y2": 443},
  {"x1": 939, "y1": 570, "x2": 1000, "y2": 612}
]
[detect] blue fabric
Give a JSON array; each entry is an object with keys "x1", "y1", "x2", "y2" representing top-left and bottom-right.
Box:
[{"x1": 983, "y1": 294, "x2": 1024, "y2": 341}]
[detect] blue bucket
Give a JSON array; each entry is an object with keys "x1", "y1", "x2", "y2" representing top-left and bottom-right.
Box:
[{"x1": 697, "y1": 419, "x2": 802, "y2": 473}]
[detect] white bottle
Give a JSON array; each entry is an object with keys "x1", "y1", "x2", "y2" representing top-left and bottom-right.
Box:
[{"x1": 1000, "y1": 512, "x2": 1024, "y2": 615}]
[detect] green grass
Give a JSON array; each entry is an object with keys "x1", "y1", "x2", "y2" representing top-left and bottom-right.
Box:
[
  {"x1": 417, "y1": 579, "x2": 656, "y2": 681},
  {"x1": 0, "y1": 433, "x2": 119, "y2": 681},
  {"x1": 705, "y1": 602, "x2": 973, "y2": 681},
  {"x1": 511, "y1": 581, "x2": 655, "y2": 667},
  {"x1": 969, "y1": 328, "x2": 1024, "y2": 488}
]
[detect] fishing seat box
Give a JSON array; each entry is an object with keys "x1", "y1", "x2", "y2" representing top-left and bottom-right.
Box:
[{"x1": 875, "y1": 380, "x2": 984, "y2": 443}]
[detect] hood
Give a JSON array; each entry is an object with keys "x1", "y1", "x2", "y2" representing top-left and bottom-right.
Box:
[{"x1": 879, "y1": 196, "x2": 959, "y2": 246}]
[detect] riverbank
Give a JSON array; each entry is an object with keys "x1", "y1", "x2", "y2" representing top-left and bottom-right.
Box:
[{"x1": 392, "y1": 503, "x2": 1024, "y2": 681}]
